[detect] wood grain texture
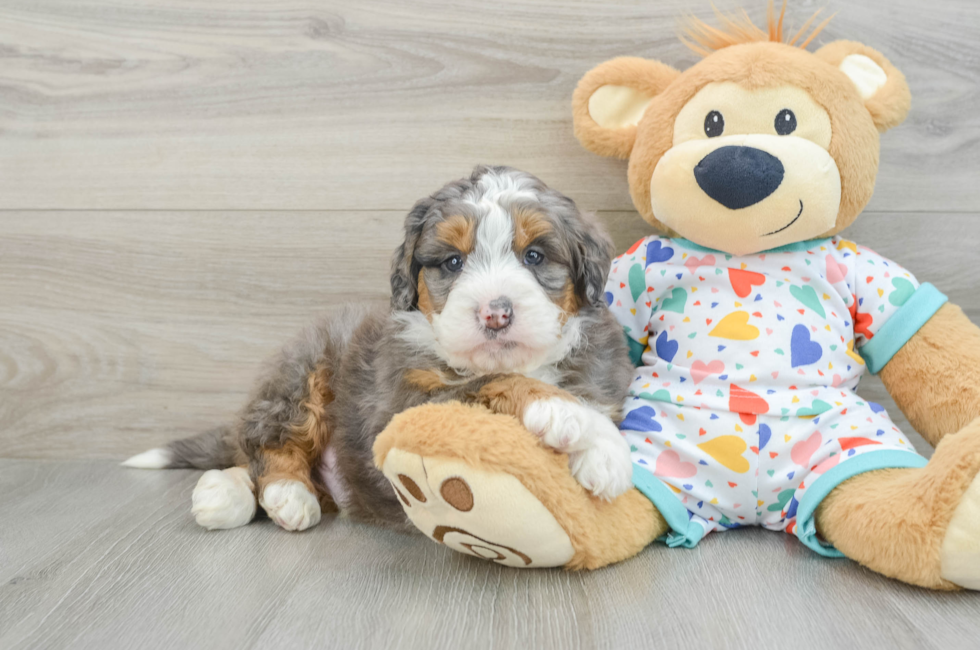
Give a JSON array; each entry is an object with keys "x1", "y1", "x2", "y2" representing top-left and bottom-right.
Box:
[
  {"x1": 2, "y1": 211, "x2": 978, "y2": 459},
  {"x1": 0, "y1": 0, "x2": 978, "y2": 211},
  {"x1": 2, "y1": 1, "x2": 980, "y2": 644},
  {"x1": 0, "y1": 459, "x2": 978, "y2": 650}
]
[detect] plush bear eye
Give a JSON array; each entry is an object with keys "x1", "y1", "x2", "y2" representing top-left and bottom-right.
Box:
[
  {"x1": 704, "y1": 110, "x2": 725, "y2": 137},
  {"x1": 443, "y1": 255, "x2": 464, "y2": 272},
  {"x1": 775, "y1": 108, "x2": 797, "y2": 135}
]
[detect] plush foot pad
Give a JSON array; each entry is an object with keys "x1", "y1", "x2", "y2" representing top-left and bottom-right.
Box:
[
  {"x1": 192, "y1": 468, "x2": 257, "y2": 530},
  {"x1": 941, "y1": 472, "x2": 980, "y2": 590},
  {"x1": 380, "y1": 448, "x2": 575, "y2": 568},
  {"x1": 259, "y1": 480, "x2": 321, "y2": 531}
]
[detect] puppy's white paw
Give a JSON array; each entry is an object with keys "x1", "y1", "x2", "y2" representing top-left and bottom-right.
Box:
[
  {"x1": 523, "y1": 397, "x2": 605, "y2": 452},
  {"x1": 259, "y1": 480, "x2": 321, "y2": 532},
  {"x1": 192, "y1": 468, "x2": 257, "y2": 530},
  {"x1": 568, "y1": 436, "x2": 633, "y2": 501}
]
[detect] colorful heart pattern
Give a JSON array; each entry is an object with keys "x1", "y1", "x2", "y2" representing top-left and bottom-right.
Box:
[
  {"x1": 690, "y1": 359, "x2": 725, "y2": 385},
  {"x1": 697, "y1": 435, "x2": 750, "y2": 474},
  {"x1": 790, "y1": 324, "x2": 822, "y2": 367},
  {"x1": 610, "y1": 235, "x2": 929, "y2": 541},
  {"x1": 621, "y1": 395, "x2": 920, "y2": 542},
  {"x1": 654, "y1": 449, "x2": 698, "y2": 479},
  {"x1": 728, "y1": 268, "x2": 765, "y2": 298},
  {"x1": 709, "y1": 311, "x2": 759, "y2": 340}
]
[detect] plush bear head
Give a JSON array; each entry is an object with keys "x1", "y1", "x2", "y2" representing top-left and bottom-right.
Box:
[{"x1": 572, "y1": 3, "x2": 911, "y2": 256}]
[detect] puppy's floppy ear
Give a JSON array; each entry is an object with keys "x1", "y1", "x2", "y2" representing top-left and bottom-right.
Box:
[
  {"x1": 572, "y1": 57, "x2": 681, "y2": 159},
  {"x1": 570, "y1": 209, "x2": 615, "y2": 308},
  {"x1": 390, "y1": 197, "x2": 434, "y2": 311},
  {"x1": 816, "y1": 40, "x2": 911, "y2": 133}
]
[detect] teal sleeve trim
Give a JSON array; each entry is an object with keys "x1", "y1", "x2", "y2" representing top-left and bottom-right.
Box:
[
  {"x1": 860, "y1": 283, "x2": 947, "y2": 374},
  {"x1": 795, "y1": 449, "x2": 928, "y2": 558},
  {"x1": 632, "y1": 464, "x2": 704, "y2": 549},
  {"x1": 626, "y1": 334, "x2": 645, "y2": 367}
]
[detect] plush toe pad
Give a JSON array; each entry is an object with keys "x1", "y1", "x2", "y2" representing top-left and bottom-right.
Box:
[
  {"x1": 941, "y1": 472, "x2": 980, "y2": 590},
  {"x1": 381, "y1": 448, "x2": 574, "y2": 568}
]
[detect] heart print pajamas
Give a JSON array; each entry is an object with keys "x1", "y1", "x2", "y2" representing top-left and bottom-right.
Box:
[{"x1": 605, "y1": 236, "x2": 948, "y2": 555}]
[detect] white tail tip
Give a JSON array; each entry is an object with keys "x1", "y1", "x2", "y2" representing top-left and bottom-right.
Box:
[{"x1": 121, "y1": 448, "x2": 172, "y2": 469}]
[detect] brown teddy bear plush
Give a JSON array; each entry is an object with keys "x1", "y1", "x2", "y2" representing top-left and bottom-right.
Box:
[{"x1": 373, "y1": 3, "x2": 980, "y2": 590}]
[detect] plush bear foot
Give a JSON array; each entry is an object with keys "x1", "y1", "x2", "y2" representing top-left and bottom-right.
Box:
[
  {"x1": 941, "y1": 472, "x2": 980, "y2": 589},
  {"x1": 373, "y1": 401, "x2": 668, "y2": 570},
  {"x1": 818, "y1": 416, "x2": 980, "y2": 590},
  {"x1": 380, "y1": 447, "x2": 575, "y2": 567}
]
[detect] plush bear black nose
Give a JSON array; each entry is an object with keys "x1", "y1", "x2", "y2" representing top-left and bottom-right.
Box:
[{"x1": 694, "y1": 146, "x2": 785, "y2": 210}]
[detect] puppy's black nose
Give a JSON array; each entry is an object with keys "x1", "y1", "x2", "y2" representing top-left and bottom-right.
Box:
[
  {"x1": 480, "y1": 297, "x2": 513, "y2": 331},
  {"x1": 694, "y1": 146, "x2": 784, "y2": 210}
]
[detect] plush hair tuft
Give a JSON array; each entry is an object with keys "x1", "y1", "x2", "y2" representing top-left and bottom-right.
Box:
[{"x1": 681, "y1": 1, "x2": 833, "y2": 57}]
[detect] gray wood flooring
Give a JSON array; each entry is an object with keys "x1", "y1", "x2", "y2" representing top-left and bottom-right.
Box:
[
  {"x1": 1, "y1": 0, "x2": 979, "y2": 648},
  {"x1": 2, "y1": 459, "x2": 980, "y2": 650}
]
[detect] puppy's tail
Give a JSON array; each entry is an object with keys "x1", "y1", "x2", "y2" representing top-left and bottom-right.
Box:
[{"x1": 121, "y1": 425, "x2": 239, "y2": 470}]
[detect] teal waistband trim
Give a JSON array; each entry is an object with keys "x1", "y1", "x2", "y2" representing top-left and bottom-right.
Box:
[
  {"x1": 632, "y1": 464, "x2": 704, "y2": 549},
  {"x1": 859, "y1": 283, "x2": 947, "y2": 374},
  {"x1": 795, "y1": 449, "x2": 928, "y2": 558},
  {"x1": 673, "y1": 237, "x2": 832, "y2": 255}
]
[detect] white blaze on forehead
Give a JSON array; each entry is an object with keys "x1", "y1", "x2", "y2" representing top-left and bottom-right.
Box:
[{"x1": 466, "y1": 170, "x2": 537, "y2": 267}]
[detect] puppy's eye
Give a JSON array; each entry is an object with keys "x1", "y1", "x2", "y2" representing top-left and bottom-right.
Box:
[
  {"x1": 523, "y1": 250, "x2": 544, "y2": 266},
  {"x1": 704, "y1": 110, "x2": 724, "y2": 137},
  {"x1": 442, "y1": 255, "x2": 464, "y2": 272},
  {"x1": 775, "y1": 108, "x2": 797, "y2": 135}
]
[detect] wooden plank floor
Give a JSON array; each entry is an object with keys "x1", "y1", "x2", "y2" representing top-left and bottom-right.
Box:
[
  {"x1": 1, "y1": 0, "x2": 979, "y2": 648},
  {"x1": 1, "y1": 459, "x2": 979, "y2": 650}
]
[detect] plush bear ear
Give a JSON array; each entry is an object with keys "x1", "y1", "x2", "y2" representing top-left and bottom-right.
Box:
[
  {"x1": 815, "y1": 40, "x2": 911, "y2": 133},
  {"x1": 572, "y1": 57, "x2": 681, "y2": 159}
]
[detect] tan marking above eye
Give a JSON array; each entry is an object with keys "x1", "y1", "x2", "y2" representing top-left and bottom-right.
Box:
[
  {"x1": 512, "y1": 208, "x2": 553, "y2": 252},
  {"x1": 673, "y1": 82, "x2": 832, "y2": 150},
  {"x1": 398, "y1": 474, "x2": 427, "y2": 502},
  {"x1": 435, "y1": 215, "x2": 476, "y2": 254},
  {"x1": 440, "y1": 477, "x2": 474, "y2": 512}
]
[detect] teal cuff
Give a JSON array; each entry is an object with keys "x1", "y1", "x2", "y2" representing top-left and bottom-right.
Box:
[
  {"x1": 860, "y1": 283, "x2": 947, "y2": 374},
  {"x1": 626, "y1": 335, "x2": 645, "y2": 367},
  {"x1": 795, "y1": 449, "x2": 928, "y2": 558},
  {"x1": 632, "y1": 464, "x2": 704, "y2": 549}
]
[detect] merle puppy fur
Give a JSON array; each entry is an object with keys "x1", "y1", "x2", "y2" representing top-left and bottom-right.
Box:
[{"x1": 124, "y1": 166, "x2": 634, "y2": 533}]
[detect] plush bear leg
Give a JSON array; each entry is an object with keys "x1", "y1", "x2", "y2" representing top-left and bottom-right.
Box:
[
  {"x1": 373, "y1": 401, "x2": 668, "y2": 569},
  {"x1": 815, "y1": 416, "x2": 980, "y2": 590}
]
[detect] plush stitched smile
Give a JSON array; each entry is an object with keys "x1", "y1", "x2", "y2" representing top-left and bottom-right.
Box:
[{"x1": 763, "y1": 200, "x2": 804, "y2": 237}]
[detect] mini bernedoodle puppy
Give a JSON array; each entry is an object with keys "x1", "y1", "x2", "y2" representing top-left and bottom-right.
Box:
[{"x1": 125, "y1": 166, "x2": 635, "y2": 532}]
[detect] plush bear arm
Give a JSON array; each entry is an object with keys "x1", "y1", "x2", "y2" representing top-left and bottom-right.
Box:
[{"x1": 880, "y1": 303, "x2": 980, "y2": 447}]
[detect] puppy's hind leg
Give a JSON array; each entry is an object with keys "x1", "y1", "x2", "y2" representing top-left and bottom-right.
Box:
[
  {"x1": 256, "y1": 443, "x2": 326, "y2": 532},
  {"x1": 249, "y1": 361, "x2": 336, "y2": 532}
]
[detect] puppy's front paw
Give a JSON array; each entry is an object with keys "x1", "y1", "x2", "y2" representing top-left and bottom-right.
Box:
[
  {"x1": 192, "y1": 468, "x2": 257, "y2": 530},
  {"x1": 568, "y1": 437, "x2": 633, "y2": 501},
  {"x1": 523, "y1": 397, "x2": 600, "y2": 451},
  {"x1": 259, "y1": 480, "x2": 321, "y2": 532}
]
